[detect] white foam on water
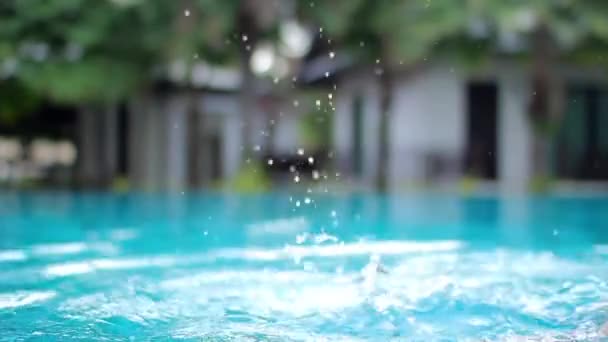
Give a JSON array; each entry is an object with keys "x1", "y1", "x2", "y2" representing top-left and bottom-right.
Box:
[
  {"x1": 211, "y1": 240, "x2": 463, "y2": 261},
  {"x1": 44, "y1": 262, "x2": 94, "y2": 277},
  {"x1": 93, "y1": 256, "x2": 178, "y2": 270},
  {"x1": 0, "y1": 290, "x2": 56, "y2": 309},
  {"x1": 172, "y1": 322, "x2": 368, "y2": 341},
  {"x1": 43, "y1": 255, "x2": 181, "y2": 278},
  {"x1": 29, "y1": 241, "x2": 120, "y2": 258},
  {"x1": 159, "y1": 270, "x2": 363, "y2": 317},
  {"x1": 246, "y1": 217, "x2": 309, "y2": 236},
  {"x1": 160, "y1": 270, "x2": 342, "y2": 289},
  {"x1": 50, "y1": 246, "x2": 608, "y2": 340},
  {"x1": 109, "y1": 228, "x2": 139, "y2": 241},
  {"x1": 31, "y1": 242, "x2": 88, "y2": 256},
  {"x1": 0, "y1": 249, "x2": 27, "y2": 262}
]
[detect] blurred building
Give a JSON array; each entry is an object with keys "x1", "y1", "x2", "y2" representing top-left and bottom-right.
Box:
[
  {"x1": 3, "y1": 57, "x2": 608, "y2": 192},
  {"x1": 314, "y1": 58, "x2": 608, "y2": 192},
  {"x1": 74, "y1": 61, "x2": 316, "y2": 191}
]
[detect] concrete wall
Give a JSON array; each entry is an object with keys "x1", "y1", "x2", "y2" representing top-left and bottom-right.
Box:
[
  {"x1": 128, "y1": 91, "x2": 272, "y2": 190},
  {"x1": 390, "y1": 64, "x2": 466, "y2": 186},
  {"x1": 334, "y1": 64, "x2": 467, "y2": 188},
  {"x1": 273, "y1": 113, "x2": 300, "y2": 154},
  {"x1": 334, "y1": 69, "x2": 381, "y2": 184},
  {"x1": 497, "y1": 65, "x2": 533, "y2": 193},
  {"x1": 198, "y1": 93, "x2": 240, "y2": 180},
  {"x1": 76, "y1": 105, "x2": 120, "y2": 187},
  {"x1": 334, "y1": 61, "x2": 535, "y2": 192}
]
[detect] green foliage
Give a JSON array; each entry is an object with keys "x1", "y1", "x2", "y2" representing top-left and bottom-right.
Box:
[
  {"x1": 299, "y1": 110, "x2": 332, "y2": 150},
  {"x1": 225, "y1": 161, "x2": 271, "y2": 193},
  {"x1": 302, "y1": 0, "x2": 608, "y2": 67},
  {"x1": 529, "y1": 175, "x2": 554, "y2": 193},
  {"x1": 0, "y1": 80, "x2": 39, "y2": 125},
  {"x1": 0, "y1": 0, "x2": 242, "y2": 105}
]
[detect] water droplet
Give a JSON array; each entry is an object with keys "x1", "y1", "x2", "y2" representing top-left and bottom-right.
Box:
[
  {"x1": 328, "y1": 93, "x2": 333, "y2": 100},
  {"x1": 253, "y1": 145, "x2": 261, "y2": 151},
  {"x1": 360, "y1": 41, "x2": 365, "y2": 47},
  {"x1": 376, "y1": 59, "x2": 380, "y2": 64},
  {"x1": 273, "y1": 77, "x2": 279, "y2": 84},
  {"x1": 324, "y1": 71, "x2": 330, "y2": 78},
  {"x1": 293, "y1": 100, "x2": 299, "y2": 107},
  {"x1": 319, "y1": 27, "x2": 324, "y2": 33},
  {"x1": 312, "y1": 170, "x2": 320, "y2": 180},
  {"x1": 329, "y1": 51, "x2": 335, "y2": 59},
  {"x1": 295, "y1": 200, "x2": 301, "y2": 207},
  {"x1": 297, "y1": 148, "x2": 304, "y2": 155},
  {"x1": 294, "y1": 175, "x2": 300, "y2": 183},
  {"x1": 316, "y1": 99, "x2": 321, "y2": 106},
  {"x1": 242, "y1": 34, "x2": 248, "y2": 42},
  {"x1": 304, "y1": 197, "x2": 311, "y2": 204},
  {"x1": 184, "y1": 9, "x2": 190, "y2": 16},
  {"x1": 553, "y1": 229, "x2": 559, "y2": 236},
  {"x1": 203, "y1": 230, "x2": 208, "y2": 236},
  {"x1": 308, "y1": 157, "x2": 314, "y2": 164},
  {"x1": 267, "y1": 159, "x2": 274, "y2": 165},
  {"x1": 331, "y1": 210, "x2": 337, "y2": 217}
]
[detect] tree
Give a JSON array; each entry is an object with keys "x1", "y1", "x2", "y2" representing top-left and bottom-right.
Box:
[
  {"x1": 0, "y1": 0, "x2": 241, "y2": 187},
  {"x1": 302, "y1": 0, "x2": 471, "y2": 192},
  {"x1": 464, "y1": 1, "x2": 608, "y2": 184},
  {"x1": 304, "y1": 0, "x2": 608, "y2": 191}
]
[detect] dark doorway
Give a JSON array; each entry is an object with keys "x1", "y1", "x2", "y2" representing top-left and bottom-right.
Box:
[
  {"x1": 209, "y1": 134, "x2": 223, "y2": 181},
  {"x1": 555, "y1": 85, "x2": 608, "y2": 180},
  {"x1": 117, "y1": 103, "x2": 129, "y2": 176},
  {"x1": 465, "y1": 82, "x2": 498, "y2": 179}
]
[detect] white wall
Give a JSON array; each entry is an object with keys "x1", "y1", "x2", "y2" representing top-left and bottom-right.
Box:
[
  {"x1": 389, "y1": 64, "x2": 466, "y2": 186},
  {"x1": 497, "y1": 65, "x2": 532, "y2": 193},
  {"x1": 334, "y1": 70, "x2": 381, "y2": 183},
  {"x1": 274, "y1": 113, "x2": 300, "y2": 154},
  {"x1": 198, "y1": 93, "x2": 241, "y2": 180},
  {"x1": 165, "y1": 94, "x2": 188, "y2": 191},
  {"x1": 334, "y1": 64, "x2": 467, "y2": 188}
]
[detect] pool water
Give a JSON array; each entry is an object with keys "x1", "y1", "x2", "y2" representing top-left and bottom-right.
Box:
[{"x1": 1, "y1": 193, "x2": 608, "y2": 341}]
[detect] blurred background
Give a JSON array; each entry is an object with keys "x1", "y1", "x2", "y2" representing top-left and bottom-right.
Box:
[{"x1": 1, "y1": 0, "x2": 608, "y2": 194}]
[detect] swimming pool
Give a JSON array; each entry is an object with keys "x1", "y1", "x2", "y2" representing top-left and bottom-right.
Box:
[{"x1": 1, "y1": 192, "x2": 608, "y2": 341}]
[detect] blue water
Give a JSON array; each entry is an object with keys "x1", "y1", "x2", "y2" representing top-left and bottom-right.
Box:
[{"x1": 1, "y1": 192, "x2": 608, "y2": 341}]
